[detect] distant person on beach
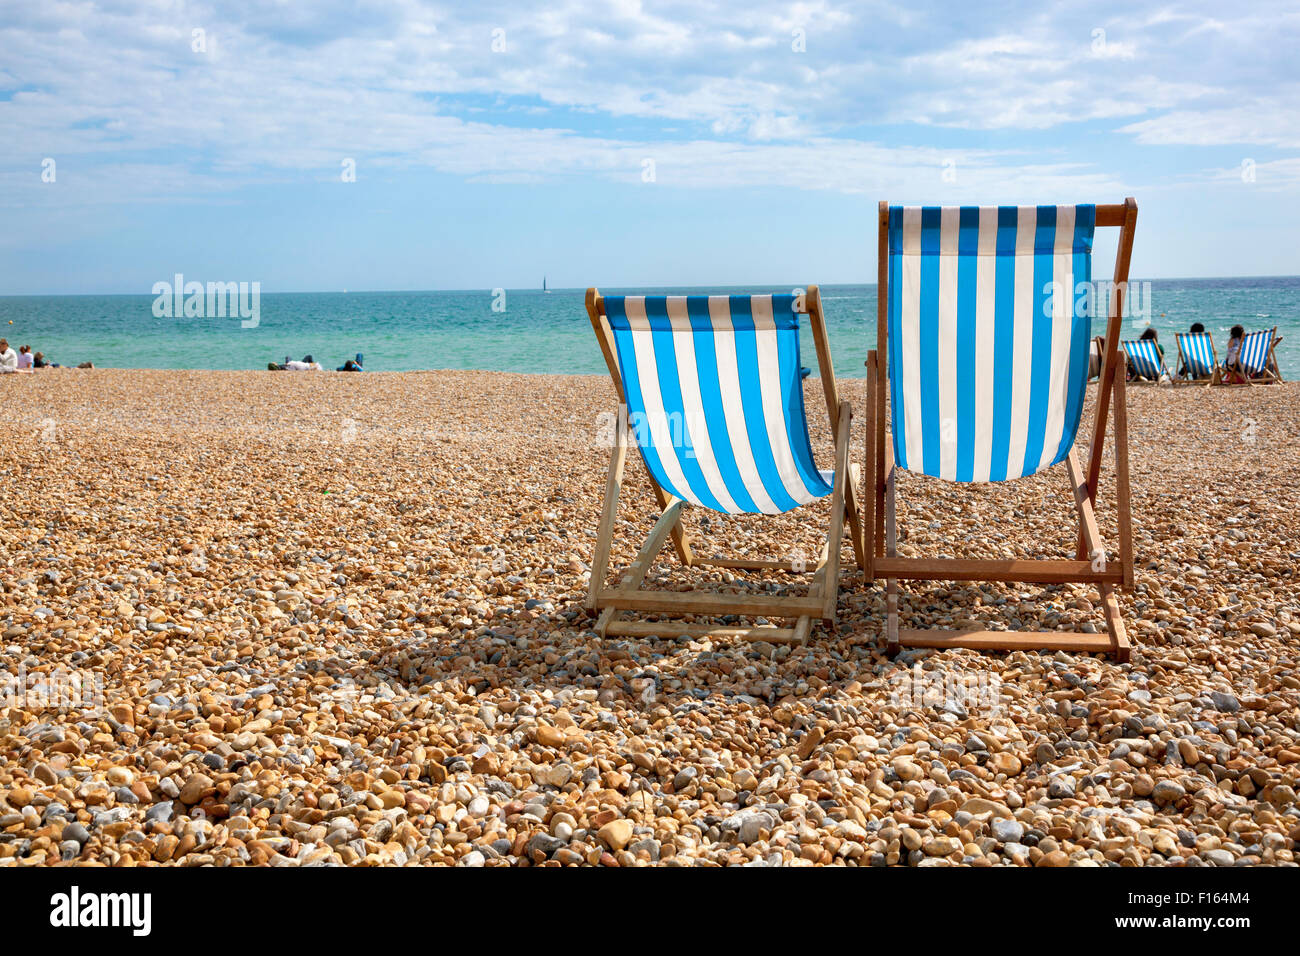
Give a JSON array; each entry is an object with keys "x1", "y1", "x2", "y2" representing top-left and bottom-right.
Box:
[
  {"x1": 337, "y1": 352, "x2": 364, "y2": 372},
  {"x1": 17, "y1": 345, "x2": 34, "y2": 370},
  {"x1": 1223, "y1": 324, "x2": 1245, "y2": 383},
  {"x1": 33, "y1": 351, "x2": 55, "y2": 368},
  {"x1": 1131, "y1": 327, "x2": 1164, "y2": 382},
  {"x1": 279, "y1": 354, "x2": 322, "y2": 371},
  {"x1": 0, "y1": 339, "x2": 16, "y2": 373},
  {"x1": 1176, "y1": 323, "x2": 1206, "y2": 377}
]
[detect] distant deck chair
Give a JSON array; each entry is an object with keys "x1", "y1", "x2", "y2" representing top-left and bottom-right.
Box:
[
  {"x1": 1122, "y1": 338, "x2": 1168, "y2": 383},
  {"x1": 1237, "y1": 327, "x2": 1283, "y2": 384},
  {"x1": 585, "y1": 287, "x2": 865, "y2": 644},
  {"x1": 867, "y1": 199, "x2": 1138, "y2": 661},
  {"x1": 1174, "y1": 331, "x2": 1217, "y2": 384},
  {"x1": 1087, "y1": 335, "x2": 1104, "y2": 381}
]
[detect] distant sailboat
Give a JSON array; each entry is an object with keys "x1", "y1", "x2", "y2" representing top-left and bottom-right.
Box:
[{"x1": 543, "y1": 276, "x2": 551, "y2": 293}]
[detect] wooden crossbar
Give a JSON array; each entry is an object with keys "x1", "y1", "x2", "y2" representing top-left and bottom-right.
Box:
[
  {"x1": 1065, "y1": 449, "x2": 1102, "y2": 562},
  {"x1": 604, "y1": 621, "x2": 801, "y2": 643},
  {"x1": 897, "y1": 628, "x2": 1118, "y2": 653},
  {"x1": 695, "y1": 557, "x2": 807, "y2": 572},
  {"x1": 872, "y1": 558, "x2": 1122, "y2": 585},
  {"x1": 600, "y1": 591, "x2": 826, "y2": 617}
]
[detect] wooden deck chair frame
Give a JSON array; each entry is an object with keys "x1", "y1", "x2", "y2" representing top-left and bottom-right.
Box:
[
  {"x1": 1263, "y1": 331, "x2": 1285, "y2": 383},
  {"x1": 1173, "y1": 332, "x2": 1218, "y2": 386},
  {"x1": 584, "y1": 285, "x2": 866, "y2": 645},
  {"x1": 865, "y1": 198, "x2": 1138, "y2": 662}
]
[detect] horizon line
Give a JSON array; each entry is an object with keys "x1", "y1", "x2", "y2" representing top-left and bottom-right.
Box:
[{"x1": 3, "y1": 273, "x2": 1299, "y2": 298}]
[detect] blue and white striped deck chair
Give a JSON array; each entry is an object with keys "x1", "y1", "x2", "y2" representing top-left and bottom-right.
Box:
[
  {"x1": 869, "y1": 199, "x2": 1140, "y2": 661},
  {"x1": 1237, "y1": 327, "x2": 1283, "y2": 383},
  {"x1": 1174, "y1": 332, "x2": 1217, "y2": 384},
  {"x1": 1088, "y1": 336, "x2": 1105, "y2": 382},
  {"x1": 584, "y1": 286, "x2": 863, "y2": 644},
  {"x1": 1122, "y1": 338, "x2": 1168, "y2": 382}
]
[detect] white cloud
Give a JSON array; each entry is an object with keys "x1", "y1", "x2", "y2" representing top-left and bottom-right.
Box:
[
  {"x1": 0, "y1": 0, "x2": 1296, "y2": 200},
  {"x1": 1121, "y1": 103, "x2": 1300, "y2": 149}
]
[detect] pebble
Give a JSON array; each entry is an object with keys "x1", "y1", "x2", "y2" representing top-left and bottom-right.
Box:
[
  {"x1": 1152, "y1": 781, "x2": 1187, "y2": 806},
  {"x1": 990, "y1": 753, "x2": 1022, "y2": 775},
  {"x1": 598, "y1": 819, "x2": 634, "y2": 852},
  {"x1": 991, "y1": 819, "x2": 1025, "y2": 844},
  {"x1": 1208, "y1": 691, "x2": 1240, "y2": 713},
  {"x1": 535, "y1": 724, "x2": 565, "y2": 747}
]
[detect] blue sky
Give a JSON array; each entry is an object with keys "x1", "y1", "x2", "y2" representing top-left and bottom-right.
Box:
[{"x1": 1, "y1": 0, "x2": 1298, "y2": 294}]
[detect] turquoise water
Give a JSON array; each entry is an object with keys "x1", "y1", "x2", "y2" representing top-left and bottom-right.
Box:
[{"x1": 1, "y1": 278, "x2": 1296, "y2": 379}]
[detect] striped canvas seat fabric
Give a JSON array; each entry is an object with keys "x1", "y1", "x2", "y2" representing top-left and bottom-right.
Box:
[
  {"x1": 1123, "y1": 339, "x2": 1165, "y2": 380},
  {"x1": 887, "y1": 204, "x2": 1096, "y2": 483},
  {"x1": 1176, "y1": 332, "x2": 1215, "y2": 378},
  {"x1": 1239, "y1": 329, "x2": 1275, "y2": 375},
  {"x1": 604, "y1": 294, "x2": 833, "y2": 515}
]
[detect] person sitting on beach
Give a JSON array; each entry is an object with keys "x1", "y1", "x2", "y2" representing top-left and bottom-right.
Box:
[
  {"x1": 1131, "y1": 327, "x2": 1165, "y2": 382},
  {"x1": 0, "y1": 339, "x2": 16, "y2": 373},
  {"x1": 1176, "y1": 322, "x2": 1205, "y2": 378},
  {"x1": 17, "y1": 345, "x2": 34, "y2": 370},
  {"x1": 1223, "y1": 324, "x2": 1246, "y2": 384}
]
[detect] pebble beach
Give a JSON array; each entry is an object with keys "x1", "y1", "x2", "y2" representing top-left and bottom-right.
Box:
[{"x1": 2, "y1": 369, "x2": 1298, "y2": 867}]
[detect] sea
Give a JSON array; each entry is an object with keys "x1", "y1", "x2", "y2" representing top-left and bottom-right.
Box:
[{"x1": 1, "y1": 277, "x2": 1296, "y2": 380}]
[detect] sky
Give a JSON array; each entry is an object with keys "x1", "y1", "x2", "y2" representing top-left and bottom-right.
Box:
[{"x1": 1, "y1": 0, "x2": 1298, "y2": 294}]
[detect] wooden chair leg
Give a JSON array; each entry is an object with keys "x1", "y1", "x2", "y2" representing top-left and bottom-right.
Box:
[
  {"x1": 1101, "y1": 585, "x2": 1131, "y2": 662},
  {"x1": 587, "y1": 406, "x2": 628, "y2": 610},
  {"x1": 875, "y1": 407, "x2": 887, "y2": 563},
  {"x1": 792, "y1": 616, "x2": 812, "y2": 645},
  {"x1": 651, "y1": 482, "x2": 694, "y2": 567},
  {"x1": 1114, "y1": 362, "x2": 1134, "y2": 590},
  {"x1": 808, "y1": 291, "x2": 864, "y2": 574},
  {"x1": 843, "y1": 472, "x2": 868, "y2": 573},
  {"x1": 819, "y1": 401, "x2": 853, "y2": 622},
  {"x1": 864, "y1": 352, "x2": 878, "y2": 581},
  {"x1": 885, "y1": 465, "x2": 900, "y2": 655}
]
